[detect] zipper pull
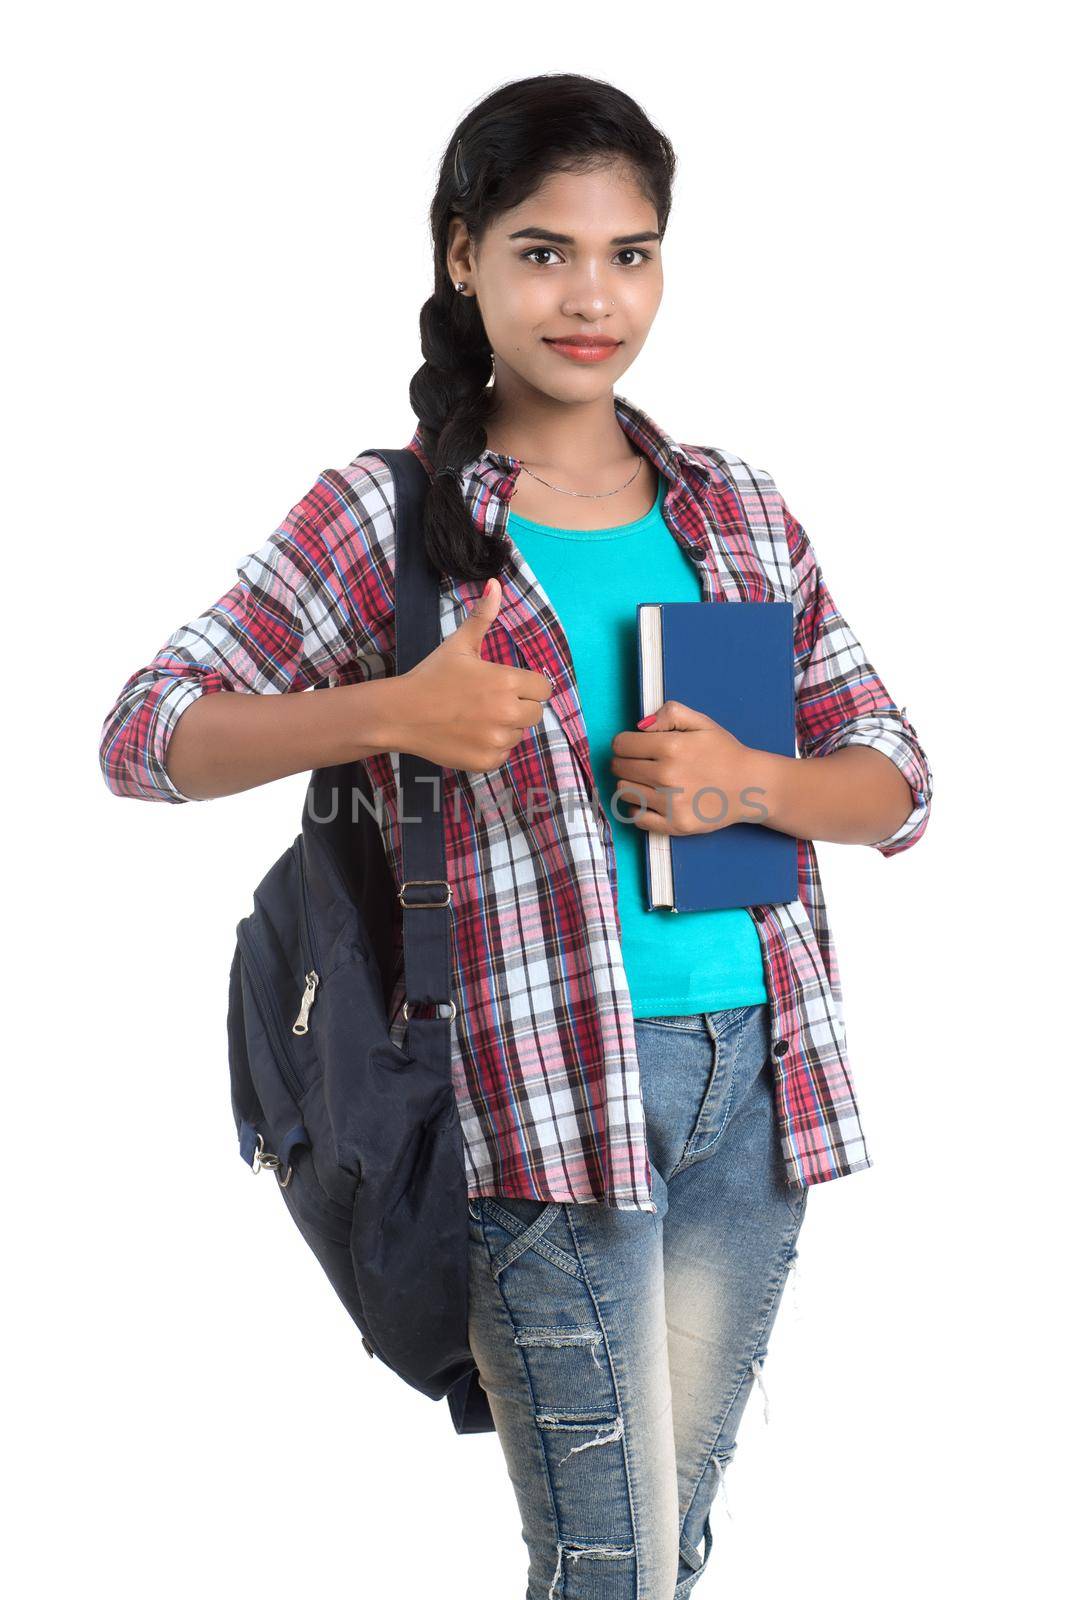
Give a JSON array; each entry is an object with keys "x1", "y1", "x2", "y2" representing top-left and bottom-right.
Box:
[{"x1": 292, "y1": 970, "x2": 320, "y2": 1035}]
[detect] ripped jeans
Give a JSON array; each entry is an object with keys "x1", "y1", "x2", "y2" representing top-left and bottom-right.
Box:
[{"x1": 466, "y1": 1002, "x2": 808, "y2": 1600}]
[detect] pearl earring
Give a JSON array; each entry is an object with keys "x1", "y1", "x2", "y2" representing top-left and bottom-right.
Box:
[{"x1": 455, "y1": 281, "x2": 466, "y2": 293}]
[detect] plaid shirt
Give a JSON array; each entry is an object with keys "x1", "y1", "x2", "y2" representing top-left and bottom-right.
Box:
[{"x1": 99, "y1": 393, "x2": 933, "y2": 1211}]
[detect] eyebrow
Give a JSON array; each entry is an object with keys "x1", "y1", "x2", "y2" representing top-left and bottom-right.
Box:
[{"x1": 507, "y1": 227, "x2": 662, "y2": 246}]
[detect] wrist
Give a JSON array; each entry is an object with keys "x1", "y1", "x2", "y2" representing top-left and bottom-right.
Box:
[
  {"x1": 746, "y1": 747, "x2": 792, "y2": 830},
  {"x1": 338, "y1": 674, "x2": 415, "y2": 760}
]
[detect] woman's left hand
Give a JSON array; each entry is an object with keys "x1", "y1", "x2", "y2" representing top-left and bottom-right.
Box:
[{"x1": 609, "y1": 700, "x2": 775, "y2": 835}]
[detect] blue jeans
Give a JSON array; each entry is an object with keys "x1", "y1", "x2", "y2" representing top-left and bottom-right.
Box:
[{"x1": 467, "y1": 1002, "x2": 808, "y2": 1600}]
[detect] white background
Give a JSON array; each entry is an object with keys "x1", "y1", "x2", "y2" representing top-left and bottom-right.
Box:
[{"x1": 7, "y1": 2, "x2": 1062, "y2": 1595}]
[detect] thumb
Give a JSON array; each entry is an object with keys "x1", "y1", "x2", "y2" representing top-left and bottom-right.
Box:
[
  {"x1": 636, "y1": 699, "x2": 715, "y2": 731},
  {"x1": 453, "y1": 577, "x2": 502, "y2": 652}
]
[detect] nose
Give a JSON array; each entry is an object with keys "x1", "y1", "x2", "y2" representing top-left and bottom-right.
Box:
[{"x1": 560, "y1": 264, "x2": 615, "y2": 320}]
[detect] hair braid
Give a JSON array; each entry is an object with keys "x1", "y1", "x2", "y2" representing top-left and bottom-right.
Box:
[{"x1": 409, "y1": 273, "x2": 503, "y2": 584}]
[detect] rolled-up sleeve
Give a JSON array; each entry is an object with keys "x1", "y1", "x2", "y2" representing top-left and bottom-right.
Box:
[
  {"x1": 784, "y1": 500, "x2": 933, "y2": 857},
  {"x1": 99, "y1": 465, "x2": 396, "y2": 802}
]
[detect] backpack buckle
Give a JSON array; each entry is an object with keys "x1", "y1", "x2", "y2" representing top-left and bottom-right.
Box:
[
  {"x1": 398, "y1": 878, "x2": 452, "y2": 908},
  {"x1": 402, "y1": 998, "x2": 457, "y2": 1022}
]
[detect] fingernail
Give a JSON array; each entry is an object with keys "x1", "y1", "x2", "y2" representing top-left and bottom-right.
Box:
[
  {"x1": 637, "y1": 714, "x2": 655, "y2": 728},
  {"x1": 481, "y1": 580, "x2": 491, "y2": 596}
]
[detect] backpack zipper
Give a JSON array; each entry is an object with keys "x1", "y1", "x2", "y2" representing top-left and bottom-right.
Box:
[
  {"x1": 292, "y1": 837, "x2": 322, "y2": 1037},
  {"x1": 235, "y1": 920, "x2": 307, "y2": 1104},
  {"x1": 292, "y1": 971, "x2": 319, "y2": 1036}
]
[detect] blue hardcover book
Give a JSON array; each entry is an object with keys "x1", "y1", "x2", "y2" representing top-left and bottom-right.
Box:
[{"x1": 635, "y1": 601, "x2": 799, "y2": 912}]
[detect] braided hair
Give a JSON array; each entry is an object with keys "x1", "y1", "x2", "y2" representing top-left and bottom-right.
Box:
[{"x1": 409, "y1": 73, "x2": 676, "y2": 583}]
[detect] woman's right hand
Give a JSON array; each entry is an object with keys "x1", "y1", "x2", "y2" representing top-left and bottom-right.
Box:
[{"x1": 389, "y1": 578, "x2": 553, "y2": 772}]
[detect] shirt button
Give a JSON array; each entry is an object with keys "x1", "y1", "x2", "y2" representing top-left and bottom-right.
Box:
[
  {"x1": 685, "y1": 545, "x2": 704, "y2": 561},
  {"x1": 772, "y1": 1038, "x2": 789, "y2": 1056}
]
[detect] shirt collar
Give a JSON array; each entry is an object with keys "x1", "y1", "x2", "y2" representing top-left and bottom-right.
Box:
[{"x1": 405, "y1": 391, "x2": 717, "y2": 524}]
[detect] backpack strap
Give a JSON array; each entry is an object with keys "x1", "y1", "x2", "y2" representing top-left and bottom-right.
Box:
[{"x1": 360, "y1": 448, "x2": 455, "y2": 1061}]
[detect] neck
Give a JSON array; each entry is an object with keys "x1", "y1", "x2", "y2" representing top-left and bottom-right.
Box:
[{"x1": 483, "y1": 383, "x2": 635, "y2": 482}]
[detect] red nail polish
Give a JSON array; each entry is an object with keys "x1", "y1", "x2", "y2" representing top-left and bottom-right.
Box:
[{"x1": 637, "y1": 714, "x2": 655, "y2": 728}]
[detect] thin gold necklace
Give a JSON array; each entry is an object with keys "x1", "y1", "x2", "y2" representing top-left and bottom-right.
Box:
[{"x1": 517, "y1": 453, "x2": 643, "y2": 499}]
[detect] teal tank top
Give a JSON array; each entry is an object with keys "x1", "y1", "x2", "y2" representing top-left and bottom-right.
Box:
[{"x1": 506, "y1": 472, "x2": 767, "y2": 1016}]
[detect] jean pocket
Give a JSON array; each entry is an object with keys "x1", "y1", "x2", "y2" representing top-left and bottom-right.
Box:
[{"x1": 471, "y1": 1197, "x2": 582, "y2": 1282}]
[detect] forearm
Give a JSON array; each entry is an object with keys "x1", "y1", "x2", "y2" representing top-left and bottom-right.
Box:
[
  {"x1": 165, "y1": 675, "x2": 409, "y2": 800},
  {"x1": 751, "y1": 744, "x2": 915, "y2": 847}
]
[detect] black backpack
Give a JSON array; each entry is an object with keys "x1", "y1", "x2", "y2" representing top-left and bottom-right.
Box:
[{"x1": 226, "y1": 447, "x2": 493, "y2": 1436}]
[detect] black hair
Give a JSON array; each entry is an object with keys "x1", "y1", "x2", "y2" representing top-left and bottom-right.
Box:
[{"x1": 409, "y1": 73, "x2": 677, "y2": 583}]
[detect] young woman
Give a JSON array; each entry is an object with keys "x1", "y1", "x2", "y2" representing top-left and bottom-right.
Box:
[{"x1": 100, "y1": 73, "x2": 933, "y2": 1600}]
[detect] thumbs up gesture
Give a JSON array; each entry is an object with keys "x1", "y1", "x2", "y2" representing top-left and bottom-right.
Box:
[{"x1": 391, "y1": 578, "x2": 553, "y2": 772}]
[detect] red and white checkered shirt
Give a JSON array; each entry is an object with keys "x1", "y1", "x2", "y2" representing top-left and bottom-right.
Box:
[{"x1": 99, "y1": 393, "x2": 933, "y2": 1211}]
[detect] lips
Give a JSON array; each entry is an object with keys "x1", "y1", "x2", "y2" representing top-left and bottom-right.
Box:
[
  {"x1": 544, "y1": 336, "x2": 620, "y2": 347},
  {"x1": 543, "y1": 336, "x2": 622, "y2": 363}
]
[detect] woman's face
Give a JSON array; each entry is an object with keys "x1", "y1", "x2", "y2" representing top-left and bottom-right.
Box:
[{"x1": 446, "y1": 161, "x2": 664, "y2": 405}]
